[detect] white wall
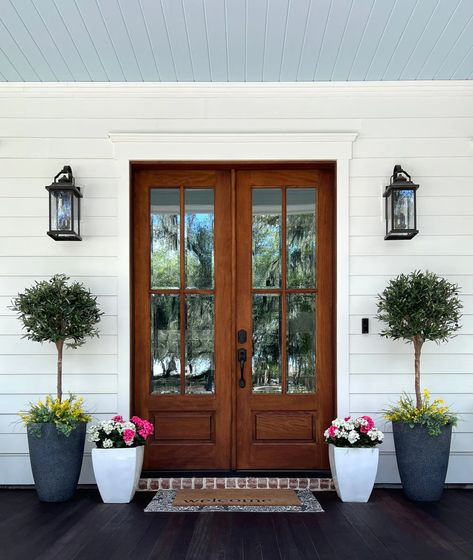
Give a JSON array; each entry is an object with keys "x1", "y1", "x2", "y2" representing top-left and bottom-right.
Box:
[{"x1": 0, "y1": 82, "x2": 472, "y2": 484}]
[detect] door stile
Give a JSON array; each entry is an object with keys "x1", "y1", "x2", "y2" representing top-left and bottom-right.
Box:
[{"x1": 230, "y1": 168, "x2": 238, "y2": 470}]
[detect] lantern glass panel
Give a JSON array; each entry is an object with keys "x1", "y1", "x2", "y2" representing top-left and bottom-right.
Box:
[
  {"x1": 73, "y1": 193, "x2": 80, "y2": 235},
  {"x1": 386, "y1": 192, "x2": 393, "y2": 233},
  {"x1": 392, "y1": 189, "x2": 415, "y2": 231},
  {"x1": 51, "y1": 191, "x2": 73, "y2": 232}
]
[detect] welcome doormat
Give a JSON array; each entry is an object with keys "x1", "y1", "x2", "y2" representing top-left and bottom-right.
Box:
[
  {"x1": 174, "y1": 489, "x2": 301, "y2": 507},
  {"x1": 144, "y1": 489, "x2": 324, "y2": 513}
]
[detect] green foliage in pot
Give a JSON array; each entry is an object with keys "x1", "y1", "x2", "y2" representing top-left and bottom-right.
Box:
[
  {"x1": 376, "y1": 270, "x2": 461, "y2": 434},
  {"x1": 12, "y1": 274, "x2": 103, "y2": 434}
]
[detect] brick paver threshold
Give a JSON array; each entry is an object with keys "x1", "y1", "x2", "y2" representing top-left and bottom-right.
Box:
[{"x1": 137, "y1": 477, "x2": 335, "y2": 491}]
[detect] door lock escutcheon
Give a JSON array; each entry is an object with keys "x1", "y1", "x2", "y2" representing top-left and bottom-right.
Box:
[{"x1": 237, "y1": 329, "x2": 247, "y2": 344}]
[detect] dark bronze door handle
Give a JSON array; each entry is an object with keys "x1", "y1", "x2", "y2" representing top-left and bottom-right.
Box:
[{"x1": 237, "y1": 348, "x2": 247, "y2": 388}]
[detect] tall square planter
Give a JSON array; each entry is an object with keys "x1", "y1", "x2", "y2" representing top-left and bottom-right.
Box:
[{"x1": 329, "y1": 445, "x2": 379, "y2": 502}]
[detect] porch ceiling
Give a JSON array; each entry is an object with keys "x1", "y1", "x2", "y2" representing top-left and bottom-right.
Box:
[{"x1": 0, "y1": 0, "x2": 472, "y2": 83}]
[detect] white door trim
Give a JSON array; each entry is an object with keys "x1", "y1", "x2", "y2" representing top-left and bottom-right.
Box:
[{"x1": 110, "y1": 131, "x2": 358, "y2": 419}]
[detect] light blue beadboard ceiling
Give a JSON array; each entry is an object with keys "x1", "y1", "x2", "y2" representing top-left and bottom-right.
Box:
[{"x1": 0, "y1": 0, "x2": 472, "y2": 82}]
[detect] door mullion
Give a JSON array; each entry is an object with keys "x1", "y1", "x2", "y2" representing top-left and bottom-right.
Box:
[
  {"x1": 281, "y1": 187, "x2": 287, "y2": 395},
  {"x1": 179, "y1": 185, "x2": 186, "y2": 395}
]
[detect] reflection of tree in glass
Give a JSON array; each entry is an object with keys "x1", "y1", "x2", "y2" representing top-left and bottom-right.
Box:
[
  {"x1": 252, "y1": 215, "x2": 281, "y2": 288},
  {"x1": 287, "y1": 295, "x2": 315, "y2": 393},
  {"x1": 186, "y1": 213, "x2": 214, "y2": 289},
  {"x1": 287, "y1": 214, "x2": 316, "y2": 288},
  {"x1": 186, "y1": 296, "x2": 214, "y2": 393},
  {"x1": 152, "y1": 295, "x2": 180, "y2": 394},
  {"x1": 151, "y1": 214, "x2": 180, "y2": 288},
  {"x1": 252, "y1": 295, "x2": 281, "y2": 392}
]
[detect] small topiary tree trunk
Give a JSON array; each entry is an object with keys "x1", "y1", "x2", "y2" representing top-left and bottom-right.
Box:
[
  {"x1": 11, "y1": 275, "x2": 103, "y2": 402},
  {"x1": 376, "y1": 270, "x2": 462, "y2": 410}
]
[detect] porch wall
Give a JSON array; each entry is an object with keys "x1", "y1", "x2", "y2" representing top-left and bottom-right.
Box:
[{"x1": 1, "y1": 82, "x2": 472, "y2": 484}]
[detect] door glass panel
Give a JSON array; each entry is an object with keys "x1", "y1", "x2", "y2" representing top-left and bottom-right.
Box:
[
  {"x1": 287, "y1": 188, "x2": 316, "y2": 288},
  {"x1": 252, "y1": 189, "x2": 281, "y2": 288},
  {"x1": 151, "y1": 189, "x2": 180, "y2": 289},
  {"x1": 185, "y1": 189, "x2": 214, "y2": 288},
  {"x1": 185, "y1": 295, "x2": 215, "y2": 394},
  {"x1": 286, "y1": 294, "x2": 316, "y2": 394},
  {"x1": 252, "y1": 294, "x2": 281, "y2": 393},
  {"x1": 151, "y1": 294, "x2": 181, "y2": 394}
]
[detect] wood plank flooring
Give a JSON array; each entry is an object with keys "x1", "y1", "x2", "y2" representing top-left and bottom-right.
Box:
[{"x1": 1, "y1": 489, "x2": 473, "y2": 559}]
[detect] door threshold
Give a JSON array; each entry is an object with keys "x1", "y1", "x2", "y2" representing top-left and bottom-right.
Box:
[
  {"x1": 142, "y1": 470, "x2": 331, "y2": 478},
  {"x1": 138, "y1": 473, "x2": 334, "y2": 492}
]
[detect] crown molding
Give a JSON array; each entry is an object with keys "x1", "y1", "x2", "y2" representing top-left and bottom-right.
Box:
[{"x1": 0, "y1": 81, "x2": 472, "y2": 98}]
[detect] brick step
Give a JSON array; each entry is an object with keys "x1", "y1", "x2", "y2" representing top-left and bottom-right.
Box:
[{"x1": 138, "y1": 477, "x2": 335, "y2": 491}]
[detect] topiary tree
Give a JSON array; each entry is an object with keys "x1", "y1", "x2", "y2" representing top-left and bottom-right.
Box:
[
  {"x1": 376, "y1": 270, "x2": 462, "y2": 410},
  {"x1": 11, "y1": 274, "x2": 103, "y2": 402}
]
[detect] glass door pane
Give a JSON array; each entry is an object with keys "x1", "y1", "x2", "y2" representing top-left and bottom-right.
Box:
[
  {"x1": 151, "y1": 189, "x2": 180, "y2": 289},
  {"x1": 251, "y1": 187, "x2": 317, "y2": 395},
  {"x1": 150, "y1": 187, "x2": 215, "y2": 395}
]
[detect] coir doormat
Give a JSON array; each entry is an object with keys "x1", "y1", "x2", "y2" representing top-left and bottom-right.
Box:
[{"x1": 144, "y1": 489, "x2": 323, "y2": 513}]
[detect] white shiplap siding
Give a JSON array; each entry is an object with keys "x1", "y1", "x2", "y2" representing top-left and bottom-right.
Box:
[{"x1": 0, "y1": 82, "x2": 472, "y2": 484}]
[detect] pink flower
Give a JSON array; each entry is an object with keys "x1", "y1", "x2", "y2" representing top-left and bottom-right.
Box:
[
  {"x1": 123, "y1": 429, "x2": 135, "y2": 445},
  {"x1": 131, "y1": 417, "x2": 154, "y2": 440},
  {"x1": 327, "y1": 425, "x2": 338, "y2": 438},
  {"x1": 138, "y1": 420, "x2": 154, "y2": 440},
  {"x1": 131, "y1": 416, "x2": 143, "y2": 427},
  {"x1": 112, "y1": 415, "x2": 124, "y2": 423},
  {"x1": 359, "y1": 415, "x2": 375, "y2": 433},
  {"x1": 344, "y1": 416, "x2": 351, "y2": 422}
]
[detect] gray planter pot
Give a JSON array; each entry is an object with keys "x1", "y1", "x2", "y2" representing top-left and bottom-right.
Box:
[
  {"x1": 27, "y1": 422, "x2": 86, "y2": 502},
  {"x1": 392, "y1": 421, "x2": 452, "y2": 501}
]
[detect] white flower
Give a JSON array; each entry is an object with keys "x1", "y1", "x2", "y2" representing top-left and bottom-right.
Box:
[
  {"x1": 336, "y1": 429, "x2": 348, "y2": 439},
  {"x1": 343, "y1": 420, "x2": 355, "y2": 431},
  {"x1": 103, "y1": 438, "x2": 113, "y2": 448},
  {"x1": 332, "y1": 418, "x2": 342, "y2": 428},
  {"x1": 347, "y1": 430, "x2": 360, "y2": 444},
  {"x1": 367, "y1": 428, "x2": 384, "y2": 442}
]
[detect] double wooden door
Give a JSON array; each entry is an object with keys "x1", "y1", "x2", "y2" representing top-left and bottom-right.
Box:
[{"x1": 133, "y1": 165, "x2": 334, "y2": 471}]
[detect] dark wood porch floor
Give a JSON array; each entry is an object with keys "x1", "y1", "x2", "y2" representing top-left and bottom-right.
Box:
[{"x1": 2, "y1": 488, "x2": 473, "y2": 559}]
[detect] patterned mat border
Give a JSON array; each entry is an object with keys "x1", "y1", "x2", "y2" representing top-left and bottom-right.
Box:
[
  {"x1": 145, "y1": 489, "x2": 324, "y2": 513},
  {"x1": 138, "y1": 477, "x2": 335, "y2": 491}
]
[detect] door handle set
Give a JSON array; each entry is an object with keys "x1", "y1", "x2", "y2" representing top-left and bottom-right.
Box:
[
  {"x1": 237, "y1": 348, "x2": 247, "y2": 388},
  {"x1": 237, "y1": 329, "x2": 247, "y2": 388}
]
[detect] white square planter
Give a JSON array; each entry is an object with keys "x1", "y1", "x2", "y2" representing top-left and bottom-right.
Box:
[
  {"x1": 329, "y1": 444, "x2": 379, "y2": 502},
  {"x1": 91, "y1": 446, "x2": 144, "y2": 503}
]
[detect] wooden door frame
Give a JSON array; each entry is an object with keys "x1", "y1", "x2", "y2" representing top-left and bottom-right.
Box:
[
  {"x1": 130, "y1": 161, "x2": 336, "y2": 470},
  {"x1": 110, "y1": 131, "x2": 357, "y2": 441}
]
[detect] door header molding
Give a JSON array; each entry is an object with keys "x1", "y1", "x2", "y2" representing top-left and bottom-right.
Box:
[
  {"x1": 109, "y1": 132, "x2": 358, "y2": 161},
  {"x1": 112, "y1": 131, "x2": 356, "y2": 417}
]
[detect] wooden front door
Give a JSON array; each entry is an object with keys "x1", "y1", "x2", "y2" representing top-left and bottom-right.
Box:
[{"x1": 133, "y1": 165, "x2": 334, "y2": 471}]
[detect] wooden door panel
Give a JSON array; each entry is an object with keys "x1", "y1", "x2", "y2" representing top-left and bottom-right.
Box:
[
  {"x1": 133, "y1": 168, "x2": 233, "y2": 470},
  {"x1": 235, "y1": 169, "x2": 335, "y2": 470}
]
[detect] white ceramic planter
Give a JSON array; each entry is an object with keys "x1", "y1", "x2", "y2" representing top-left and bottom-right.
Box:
[
  {"x1": 329, "y1": 444, "x2": 379, "y2": 503},
  {"x1": 92, "y1": 446, "x2": 144, "y2": 503}
]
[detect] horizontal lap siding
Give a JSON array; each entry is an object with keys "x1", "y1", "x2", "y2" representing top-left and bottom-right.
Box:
[{"x1": 0, "y1": 85, "x2": 472, "y2": 484}]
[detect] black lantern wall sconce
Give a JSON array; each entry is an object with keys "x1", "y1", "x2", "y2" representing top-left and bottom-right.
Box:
[
  {"x1": 383, "y1": 165, "x2": 419, "y2": 240},
  {"x1": 46, "y1": 166, "x2": 82, "y2": 241}
]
